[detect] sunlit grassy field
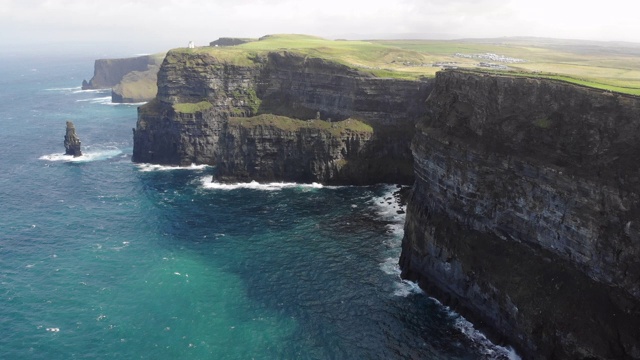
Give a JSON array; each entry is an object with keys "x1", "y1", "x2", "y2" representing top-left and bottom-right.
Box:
[
  {"x1": 172, "y1": 34, "x2": 640, "y2": 95},
  {"x1": 376, "y1": 38, "x2": 640, "y2": 95}
]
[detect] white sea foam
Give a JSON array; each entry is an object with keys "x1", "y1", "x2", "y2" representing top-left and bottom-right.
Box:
[
  {"x1": 44, "y1": 86, "x2": 82, "y2": 91},
  {"x1": 393, "y1": 279, "x2": 424, "y2": 297},
  {"x1": 136, "y1": 163, "x2": 209, "y2": 172},
  {"x1": 373, "y1": 184, "x2": 520, "y2": 358},
  {"x1": 380, "y1": 257, "x2": 401, "y2": 276},
  {"x1": 72, "y1": 88, "x2": 111, "y2": 94},
  {"x1": 39, "y1": 149, "x2": 123, "y2": 163},
  {"x1": 369, "y1": 184, "x2": 406, "y2": 224},
  {"x1": 200, "y1": 176, "x2": 324, "y2": 191},
  {"x1": 106, "y1": 101, "x2": 148, "y2": 107},
  {"x1": 419, "y1": 297, "x2": 522, "y2": 360},
  {"x1": 76, "y1": 96, "x2": 112, "y2": 104},
  {"x1": 454, "y1": 315, "x2": 521, "y2": 360},
  {"x1": 74, "y1": 94, "x2": 146, "y2": 106}
]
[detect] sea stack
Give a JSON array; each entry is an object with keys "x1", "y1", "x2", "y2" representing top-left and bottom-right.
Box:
[{"x1": 64, "y1": 121, "x2": 82, "y2": 157}]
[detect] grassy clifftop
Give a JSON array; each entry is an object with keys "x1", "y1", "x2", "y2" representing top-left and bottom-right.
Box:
[
  {"x1": 170, "y1": 34, "x2": 431, "y2": 79},
  {"x1": 229, "y1": 114, "x2": 373, "y2": 137},
  {"x1": 167, "y1": 34, "x2": 640, "y2": 95}
]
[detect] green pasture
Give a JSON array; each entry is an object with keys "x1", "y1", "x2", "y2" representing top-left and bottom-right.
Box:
[{"x1": 168, "y1": 34, "x2": 640, "y2": 95}]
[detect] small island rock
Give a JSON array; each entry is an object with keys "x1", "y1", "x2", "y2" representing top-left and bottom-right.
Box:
[{"x1": 64, "y1": 121, "x2": 82, "y2": 157}]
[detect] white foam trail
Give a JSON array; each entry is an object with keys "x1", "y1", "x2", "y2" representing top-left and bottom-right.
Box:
[
  {"x1": 136, "y1": 163, "x2": 209, "y2": 172},
  {"x1": 420, "y1": 297, "x2": 521, "y2": 360},
  {"x1": 76, "y1": 96, "x2": 112, "y2": 104},
  {"x1": 44, "y1": 86, "x2": 82, "y2": 91},
  {"x1": 39, "y1": 149, "x2": 122, "y2": 163},
  {"x1": 380, "y1": 257, "x2": 401, "y2": 276},
  {"x1": 393, "y1": 279, "x2": 424, "y2": 297},
  {"x1": 370, "y1": 185, "x2": 406, "y2": 224},
  {"x1": 106, "y1": 101, "x2": 147, "y2": 106},
  {"x1": 454, "y1": 316, "x2": 522, "y2": 360},
  {"x1": 373, "y1": 185, "x2": 520, "y2": 358},
  {"x1": 200, "y1": 176, "x2": 323, "y2": 191},
  {"x1": 72, "y1": 88, "x2": 111, "y2": 94}
]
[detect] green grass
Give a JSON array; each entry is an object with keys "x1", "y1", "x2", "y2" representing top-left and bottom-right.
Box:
[
  {"x1": 173, "y1": 101, "x2": 213, "y2": 114},
  {"x1": 170, "y1": 34, "x2": 432, "y2": 79},
  {"x1": 166, "y1": 34, "x2": 640, "y2": 95},
  {"x1": 376, "y1": 38, "x2": 640, "y2": 95},
  {"x1": 229, "y1": 114, "x2": 373, "y2": 137},
  {"x1": 534, "y1": 118, "x2": 552, "y2": 128}
]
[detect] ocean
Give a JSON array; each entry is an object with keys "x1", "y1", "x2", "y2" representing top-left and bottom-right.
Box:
[{"x1": 0, "y1": 55, "x2": 517, "y2": 359}]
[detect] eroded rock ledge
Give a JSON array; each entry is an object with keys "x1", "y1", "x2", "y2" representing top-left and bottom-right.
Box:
[
  {"x1": 132, "y1": 50, "x2": 431, "y2": 185},
  {"x1": 400, "y1": 70, "x2": 640, "y2": 359}
]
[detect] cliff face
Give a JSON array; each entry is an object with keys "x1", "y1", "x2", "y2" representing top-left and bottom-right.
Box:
[
  {"x1": 83, "y1": 55, "x2": 162, "y2": 103},
  {"x1": 133, "y1": 50, "x2": 430, "y2": 184},
  {"x1": 111, "y1": 65, "x2": 159, "y2": 103},
  {"x1": 218, "y1": 116, "x2": 379, "y2": 185},
  {"x1": 401, "y1": 70, "x2": 640, "y2": 359},
  {"x1": 83, "y1": 56, "x2": 153, "y2": 89}
]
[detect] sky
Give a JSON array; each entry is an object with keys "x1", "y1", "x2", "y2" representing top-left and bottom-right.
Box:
[{"x1": 2, "y1": 0, "x2": 639, "y2": 56}]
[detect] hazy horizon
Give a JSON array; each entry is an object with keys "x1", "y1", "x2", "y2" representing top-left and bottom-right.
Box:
[{"x1": 2, "y1": 0, "x2": 639, "y2": 57}]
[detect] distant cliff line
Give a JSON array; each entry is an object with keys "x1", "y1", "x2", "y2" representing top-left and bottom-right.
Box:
[{"x1": 82, "y1": 53, "x2": 164, "y2": 103}]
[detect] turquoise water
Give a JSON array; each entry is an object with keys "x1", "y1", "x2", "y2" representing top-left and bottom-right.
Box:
[{"x1": 0, "y1": 56, "x2": 515, "y2": 359}]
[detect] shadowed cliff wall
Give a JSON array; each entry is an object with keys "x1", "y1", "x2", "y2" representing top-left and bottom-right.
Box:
[{"x1": 401, "y1": 70, "x2": 640, "y2": 359}]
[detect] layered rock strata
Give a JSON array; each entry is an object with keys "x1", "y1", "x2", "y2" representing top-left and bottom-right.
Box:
[
  {"x1": 219, "y1": 116, "x2": 377, "y2": 184},
  {"x1": 133, "y1": 50, "x2": 431, "y2": 184},
  {"x1": 400, "y1": 70, "x2": 640, "y2": 359},
  {"x1": 64, "y1": 121, "x2": 82, "y2": 157}
]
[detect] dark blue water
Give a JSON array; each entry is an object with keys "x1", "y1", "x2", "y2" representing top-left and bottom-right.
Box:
[{"x1": 0, "y1": 55, "x2": 517, "y2": 359}]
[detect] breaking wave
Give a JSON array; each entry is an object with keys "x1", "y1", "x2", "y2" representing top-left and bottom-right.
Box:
[
  {"x1": 199, "y1": 176, "x2": 324, "y2": 191},
  {"x1": 76, "y1": 96, "x2": 112, "y2": 104},
  {"x1": 39, "y1": 149, "x2": 122, "y2": 163},
  {"x1": 136, "y1": 163, "x2": 210, "y2": 172},
  {"x1": 450, "y1": 307, "x2": 522, "y2": 360}
]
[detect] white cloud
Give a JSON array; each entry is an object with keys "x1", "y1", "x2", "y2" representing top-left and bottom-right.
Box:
[{"x1": 1, "y1": 0, "x2": 639, "y2": 55}]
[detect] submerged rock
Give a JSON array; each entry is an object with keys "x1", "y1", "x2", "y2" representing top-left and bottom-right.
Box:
[{"x1": 64, "y1": 121, "x2": 82, "y2": 157}]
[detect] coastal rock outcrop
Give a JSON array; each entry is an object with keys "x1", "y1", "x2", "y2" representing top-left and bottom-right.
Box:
[
  {"x1": 400, "y1": 70, "x2": 640, "y2": 359},
  {"x1": 133, "y1": 50, "x2": 431, "y2": 184},
  {"x1": 219, "y1": 116, "x2": 377, "y2": 184},
  {"x1": 64, "y1": 121, "x2": 82, "y2": 157},
  {"x1": 82, "y1": 54, "x2": 163, "y2": 103}
]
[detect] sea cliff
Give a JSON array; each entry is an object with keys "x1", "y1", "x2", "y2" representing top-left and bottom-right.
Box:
[
  {"x1": 83, "y1": 54, "x2": 163, "y2": 103},
  {"x1": 133, "y1": 50, "x2": 430, "y2": 184},
  {"x1": 400, "y1": 70, "x2": 640, "y2": 359},
  {"x1": 130, "y1": 38, "x2": 640, "y2": 358}
]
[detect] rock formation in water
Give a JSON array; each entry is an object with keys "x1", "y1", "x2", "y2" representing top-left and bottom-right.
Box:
[
  {"x1": 400, "y1": 70, "x2": 640, "y2": 359},
  {"x1": 133, "y1": 50, "x2": 431, "y2": 185},
  {"x1": 64, "y1": 121, "x2": 82, "y2": 157},
  {"x1": 82, "y1": 54, "x2": 163, "y2": 103}
]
